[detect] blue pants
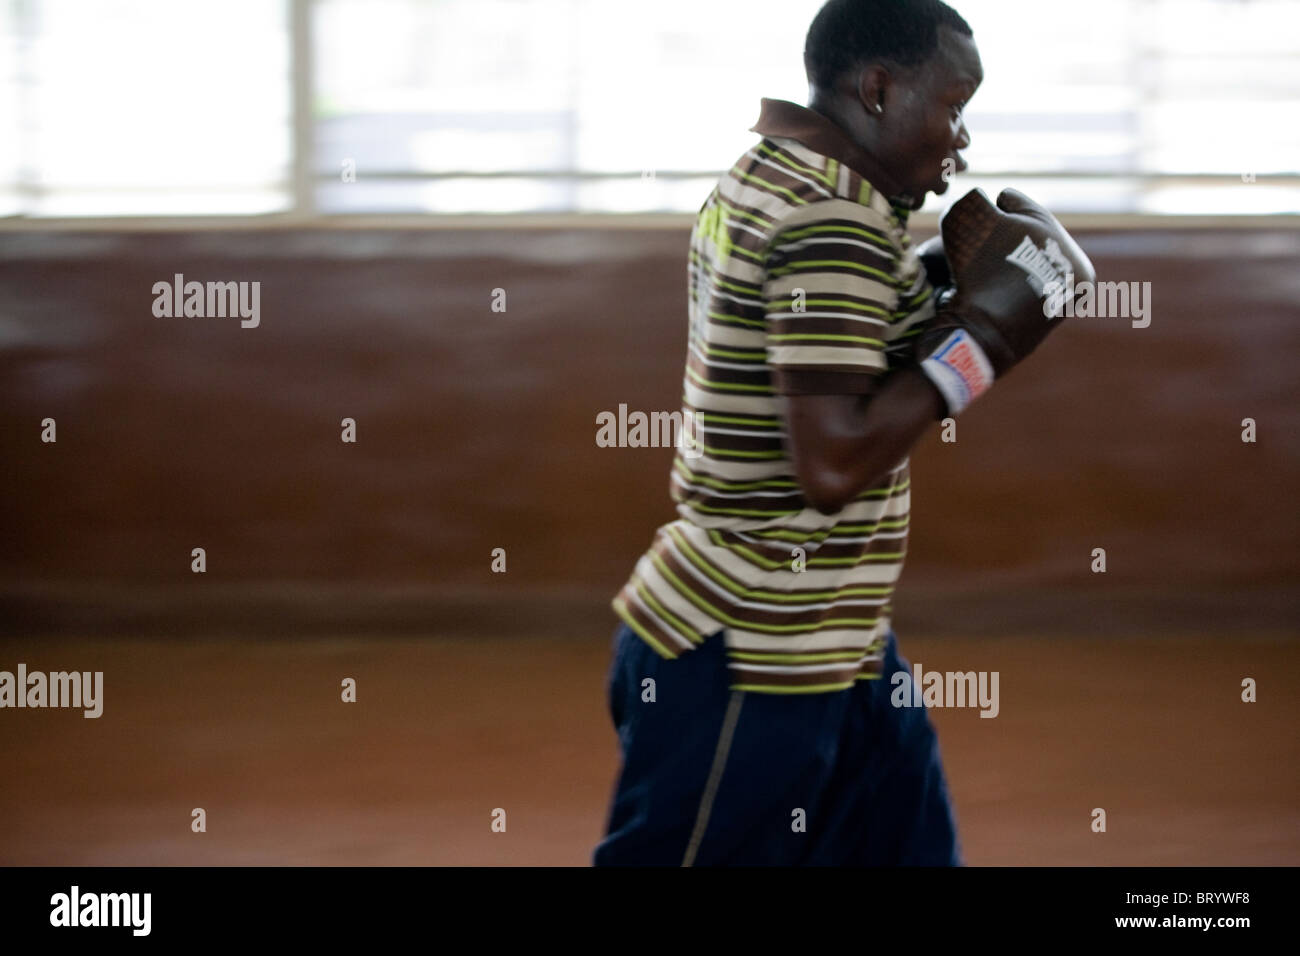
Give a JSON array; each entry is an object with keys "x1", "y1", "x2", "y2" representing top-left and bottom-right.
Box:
[{"x1": 593, "y1": 622, "x2": 962, "y2": 866}]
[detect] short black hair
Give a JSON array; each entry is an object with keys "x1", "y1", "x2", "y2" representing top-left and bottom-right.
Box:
[{"x1": 804, "y1": 0, "x2": 973, "y2": 91}]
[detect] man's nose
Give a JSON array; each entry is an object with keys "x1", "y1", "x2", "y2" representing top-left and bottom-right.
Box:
[{"x1": 954, "y1": 119, "x2": 971, "y2": 151}]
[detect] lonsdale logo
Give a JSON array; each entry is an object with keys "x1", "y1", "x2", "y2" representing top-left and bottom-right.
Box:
[{"x1": 1004, "y1": 235, "x2": 1073, "y2": 317}]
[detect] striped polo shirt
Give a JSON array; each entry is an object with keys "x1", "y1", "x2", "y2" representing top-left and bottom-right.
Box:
[{"x1": 611, "y1": 97, "x2": 938, "y2": 694}]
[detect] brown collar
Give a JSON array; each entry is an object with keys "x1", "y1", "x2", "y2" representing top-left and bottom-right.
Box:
[{"x1": 749, "y1": 97, "x2": 908, "y2": 206}]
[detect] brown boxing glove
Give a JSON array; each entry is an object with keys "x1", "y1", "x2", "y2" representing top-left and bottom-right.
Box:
[
  {"x1": 916, "y1": 188, "x2": 1096, "y2": 417},
  {"x1": 915, "y1": 234, "x2": 952, "y2": 300}
]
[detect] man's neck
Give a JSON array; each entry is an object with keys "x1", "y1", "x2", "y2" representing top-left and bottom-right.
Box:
[{"x1": 805, "y1": 93, "x2": 914, "y2": 208}]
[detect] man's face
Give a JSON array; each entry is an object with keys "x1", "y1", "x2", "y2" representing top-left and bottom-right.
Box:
[{"x1": 874, "y1": 26, "x2": 982, "y2": 207}]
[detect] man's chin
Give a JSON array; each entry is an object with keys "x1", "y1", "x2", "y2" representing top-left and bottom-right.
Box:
[
  {"x1": 898, "y1": 190, "x2": 931, "y2": 211},
  {"x1": 895, "y1": 181, "x2": 947, "y2": 211}
]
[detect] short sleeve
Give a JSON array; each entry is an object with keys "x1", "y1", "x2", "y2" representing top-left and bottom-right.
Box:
[{"x1": 762, "y1": 199, "x2": 903, "y2": 396}]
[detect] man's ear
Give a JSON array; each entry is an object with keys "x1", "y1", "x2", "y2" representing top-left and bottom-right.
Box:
[{"x1": 854, "y1": 63, "x2": 891, "y2": 116}]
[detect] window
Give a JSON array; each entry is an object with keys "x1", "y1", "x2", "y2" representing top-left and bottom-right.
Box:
[
  {"x1": 2, "y1": 0, "x2": 290, "y2": 216},
  {"x1": 3, "y1": 0, "x2": 1296, "y2": 218}
]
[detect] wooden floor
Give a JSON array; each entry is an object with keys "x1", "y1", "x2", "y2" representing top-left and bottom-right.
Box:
[{"x1": 1, "y1": 630, "x2": 1296, "y2": 866}]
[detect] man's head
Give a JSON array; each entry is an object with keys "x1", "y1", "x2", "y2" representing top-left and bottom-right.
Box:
[{"x1": 805, "y1": 0, "x2": 982, "y2": 209}]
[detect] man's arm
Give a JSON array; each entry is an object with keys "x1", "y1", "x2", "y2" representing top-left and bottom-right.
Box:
[
  {"x1": 782, "y1": 367, "x2": 942, "y2": 515},
  {"x1": 783, "y1": 186, "x2": 1096, "y2": 516},
  {"x1": 759, "y1": 200, "x2": 944, "y2": 515}
]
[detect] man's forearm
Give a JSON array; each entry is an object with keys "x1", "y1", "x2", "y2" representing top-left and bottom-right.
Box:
[{"x1": 790, "y1": 365, "x2": 945, "y2": 514}]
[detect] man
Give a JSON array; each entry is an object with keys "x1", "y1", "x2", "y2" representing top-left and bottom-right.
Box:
[{"x1": 595, "y1": 0, "x2": 1092, "y2": 865}]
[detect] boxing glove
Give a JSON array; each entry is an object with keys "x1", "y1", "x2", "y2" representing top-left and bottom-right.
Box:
[
  {"x1": 916, "y1": 188, "x2": 1095, "y2": 417},
  {"x1": 915, "y1": 234, "x2": 953, "y2": 305}
]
